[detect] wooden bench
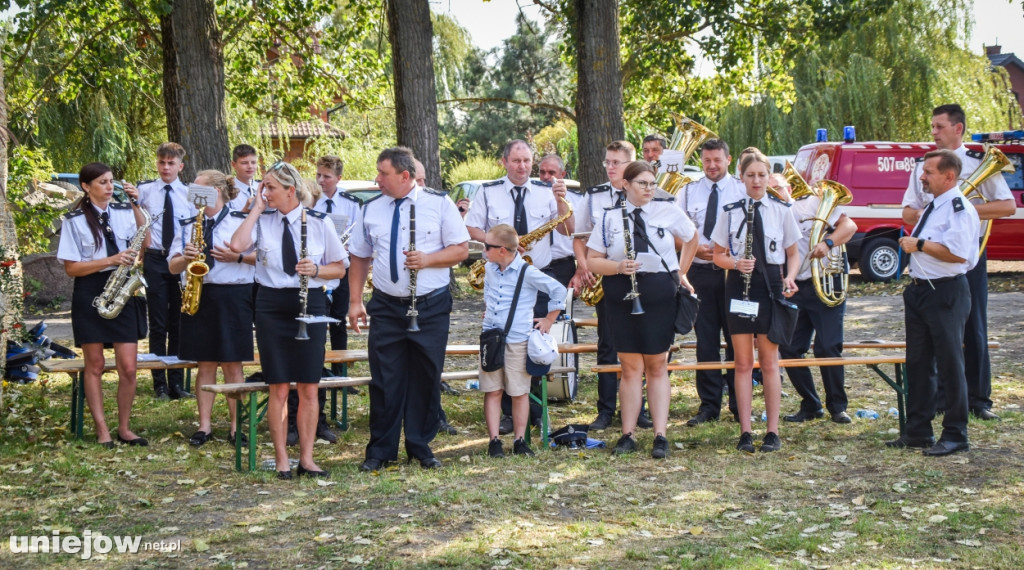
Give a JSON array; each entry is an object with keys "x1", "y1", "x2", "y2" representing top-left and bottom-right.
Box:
[{"x1": 592, "y1": 355, "x2": 912, "y2": 434}]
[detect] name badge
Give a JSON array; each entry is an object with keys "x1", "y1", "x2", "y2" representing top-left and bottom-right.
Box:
[{"x1": 730, "y1": 299, "x2": 759, "y2": 317}]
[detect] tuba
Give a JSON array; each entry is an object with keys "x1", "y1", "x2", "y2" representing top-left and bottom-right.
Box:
[
  {"x1": 960, "y1": 145, "x2": 1015, "y2": 255},
  {"x1": 653, "y1": 115, "x2": 718, "y2": 196},
  {"x1": 94, "y1": 205, "x2": 153, "y2": 319},
  {"x1": 804, "y1": 180, "x2": 853, "y2": 307},
  {"x1": 467, "y1": 195, "x2": 573, "y2": 291},
  {"x1": 768, "y1": 160, "x2": 817, "y2": 202},
  {"x1": 180, "y1": 209, "x2": 209, "y2": 316}
]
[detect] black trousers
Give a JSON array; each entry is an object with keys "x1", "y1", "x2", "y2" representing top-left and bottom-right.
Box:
[
  {"x1": 780, "y1": 278, "x2": 848, "y2": 414},
  {"x1": 143, "y1": 251, "x2": 183, "y2": 392},
  {"x1": 936, "y1": 252, "x2": 990, "y2": 411},
  {"x1": 364, "y1": 289, "x2": 450, "y2": 462},
  {"x1": 328, "y1": 275, "x2": 351, "y2": 375},
  {"x1": 903, "y1": 275, "x2": 971, "y2": 444},
  {"x1": 688, "y1": 264, "x2": 736, "y2": 418}
]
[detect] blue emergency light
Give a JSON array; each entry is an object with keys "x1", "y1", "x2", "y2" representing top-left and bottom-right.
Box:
[
  {"x1": 816, "y1": 128, "x2": 828, "y2": 142},
  {"x1": 843, "y1": 126, "x2": 856, "y2": 143},
  {"x1": 971, "y1": 130, "x2": 1024, "y2": 143}
]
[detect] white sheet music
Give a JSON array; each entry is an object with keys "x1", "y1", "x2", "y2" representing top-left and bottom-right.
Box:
[
  {"x1": 658, "y1": 149, "x2": 686, "y2": 174},
  {"x1": 297, "y1": 315, "x2": 342, "y2": 324},
  {"x1": 329, "y1": 213, "x2": 349, "y2": 236}
]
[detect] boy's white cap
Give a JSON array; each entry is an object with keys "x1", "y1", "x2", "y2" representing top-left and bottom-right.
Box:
[{"x1": 527, "y1": 329, "x2": 559, "y2": 367}]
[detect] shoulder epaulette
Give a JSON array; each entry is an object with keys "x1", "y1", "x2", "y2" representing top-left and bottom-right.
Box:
[
  {"x1": 653, "y1": 187, "x2": 674, "y2": 201},
  {"x1": 422, "y1": 187, "x2": 446, "y2": 197},
  {"x1": 965, "y1": 149, "x2": 984, "y2": 160},
  {"x1": 731, "y1": 175, "x2": 742, "y2": 182},
  {"x1": 230, "y1": 211, "x2": 248, "y2": 219},
  {"x1": 482, "y1": 179, "x2": 503, "y2": 188},
  {"x1": 364, "y1": 194, "x2": 383, "y2": 206},
  {"x1": 109, "y1": 202, "x2": 132, "y2": 210},
  {"x1": 768, "y1": 194, "x2": 792, "y2": 207},
  {"x1": 179, "y1": 217, "x2": 194, "y2": 226},
  {"x1": 306, "y1": 208, "x2": 327, "y2": 220},
  {"x1": 588, "y1": 184, "x2": 611, "y2": 194},
  {"x1": 63, "y1": 209, "x2": 85, "y2": 219},
  {"x1": 337, "y1": 191, "x2": 362, "y2": 204},
  {"x1": 795, "y1": 194, "x2": 813, "y2": 201},
  {"x1": 136, "y1": 179, "x2": 156, "y2": 186},
  {"x1": 261, "y1": 209, "x2": 277, "y2": 215},
  {"x1": 567, "y1": 185, "x2": 584, "y2": 195},
  {"x1": 530, "y1": 179, "x2": 553, "y2": 188},
  {"x1": 653, "y1": 196, "x2": 674, "y2": 202},
  {"x1": 602, "y1": 204, "x2": 619, "y2": 211},
  {"x1": 723, "y1": 199, "x2": 746, "y2": 211},
  {"x1": 915, "y1": 156, "x2": 925, "y2": 163},
  {"x1": 952, "y1": 197, "x2": 965, "y2": 212}
]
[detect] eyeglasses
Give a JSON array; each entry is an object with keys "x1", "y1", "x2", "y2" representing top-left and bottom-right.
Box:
[
  {"x1": 483, "y1": 243, "x2": 505, "y2": 251},
  {"x1": 631, "y1": 180, "x2": 657, "y2": 189},
  {"x1": 602, "y1": 160, "x2": 625, "y2": 168}
]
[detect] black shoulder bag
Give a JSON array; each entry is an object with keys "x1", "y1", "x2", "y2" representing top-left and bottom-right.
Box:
[
  {"x1": 633, "y1": 231, "x2": 701, "y2": 336},
  {"x1": 756, "y1": 237, "x2": 799, "y2": 346},
  {"x1": 480, "y1": 267, "x2": 529, "y2": 372}
]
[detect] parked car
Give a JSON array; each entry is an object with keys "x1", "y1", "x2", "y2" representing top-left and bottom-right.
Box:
[
  {"x1": 50, "y1": 174, "x2": 127, "y2": 202},
  {"x1": 338, "y1": 180, "x2": 380, "y2": 204},
  {"x1": 791, "y1": 130, "x2": 1023, "y2": 281}
]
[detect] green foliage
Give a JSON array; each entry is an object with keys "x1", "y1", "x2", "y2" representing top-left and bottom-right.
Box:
[
  {"x1": 715, "y1": 0, "x2": 1023, "y2": 154},
  {"x1": 533, "y1": 119, "x2": 578, "y2": 178},
  {"x1": 444, "y1": 155, "x2": 504, "y2": 189},
  {"x1": 6, "y1": 147, "x2": 63, "y2": 254}
]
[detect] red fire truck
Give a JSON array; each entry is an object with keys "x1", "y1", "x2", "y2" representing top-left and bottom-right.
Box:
[{"x1": 792, "y1": 130, "x2": 1024, "y2": 281}]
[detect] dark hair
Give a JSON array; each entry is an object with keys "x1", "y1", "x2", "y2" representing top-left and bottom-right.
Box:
[
  {"x1": 606, "y1": 140, "x2": 637, "y2": 161},
  {"x1": 642, "y1": 134, "x2": 667, "y2": 148},
  {"x1": 622, "y1": 161, "x2": 656, "y2": 182},
  {"x1": 923, "y1": 149, "x2": 963, "y2": 178},
  {"x1": 700, "y1": 138, "x2": 730, "y2": 157},
  {"x1": 502, "y1": 139, "x2": 531, "y2": 160},
  {"x1": 78, "y1": 162, "x2": 114, "y2": 250},
  {"x1": 932, "y1": 104, "x2": 966, "y2": 130},
  {"x1": 157, "y1": 142, "x2": 186, "y2": 161},
  {"x1": 377, "y1": 146, "x2": 417, "y2": 176},
  {"x1": 232, "y1": 144, "x2": 257, "y2": 161}
]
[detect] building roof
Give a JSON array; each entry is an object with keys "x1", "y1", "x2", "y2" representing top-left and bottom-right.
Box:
[
  {"x1": 261, "y1": 119, "x2": 346, "y2": 139},
  {"x1": 989, "y1": 52, "x2": 1024, "y2": 72}
]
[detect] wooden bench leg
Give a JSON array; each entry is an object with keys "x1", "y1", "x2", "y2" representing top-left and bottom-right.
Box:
[{"x1": 69, "y1": 372, "x2": 85, "y2": 440}]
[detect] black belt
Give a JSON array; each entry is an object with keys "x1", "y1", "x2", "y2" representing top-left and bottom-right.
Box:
[
  {"x1": 911, "y1": 274, "x2": 963, "y2": 287},
  {"x1": 146, "y1": 248, "x2": 169, "y2": 256},
  {"x1": 689, "y1": 263, "x2": 722, "y2": 271},
  {"x1": 548, "y1": 256, "x2": 575, "y2": 265},
  {"x1": 373, "y1": 286, "x2": 447, "y2": 304}
]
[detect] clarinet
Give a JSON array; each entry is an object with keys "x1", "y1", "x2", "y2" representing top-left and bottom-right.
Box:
[
  {"x1": 406, "y1": 203, "x2": 421, "y2": 331},
  {"x1": 741, "y1": 199, "x2": 755, "y2": 315},
  {"x1": 295, "y1": 208, "x2": 311, "y2": 340},
  {"x1": 621, "y1": 201, "x2": 644, "y2": 315}
]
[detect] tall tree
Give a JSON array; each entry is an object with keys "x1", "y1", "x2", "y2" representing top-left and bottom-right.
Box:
[
  {"x1": 0, "y1": 52, "x2": 22, "y2": 404},
  {"x1": 160, "y1": 0, "x2": 229, "y2": 178},
  {"x1": 386, "y1": 0, "x2": 441, "y2": 188},
  {"x1": 572, "y1": 0, "x2": 623, "y2": 188}
]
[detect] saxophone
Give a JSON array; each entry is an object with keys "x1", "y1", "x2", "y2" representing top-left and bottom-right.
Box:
[
  {"x1": 94, "y1": 205, "x2": 154, "y2": 319},
  {"x1": 467, "y1": 195, "x2": 573, "y2": 291},
  {"x1": 180, "y1": 209, "x2": 210, "y2": 316}
]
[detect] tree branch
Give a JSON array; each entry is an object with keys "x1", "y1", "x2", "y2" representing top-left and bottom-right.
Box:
[
  {"x1": 122, "y1": 0, "x2": 162, "y2": 46},
  {"x1": 438, "y1": 97, "x2": 576, "y2": 121}
]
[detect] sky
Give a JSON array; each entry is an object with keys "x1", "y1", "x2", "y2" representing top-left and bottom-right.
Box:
[{"x1": 436, "y1": 0, "x2": 1024, "y2": 57}]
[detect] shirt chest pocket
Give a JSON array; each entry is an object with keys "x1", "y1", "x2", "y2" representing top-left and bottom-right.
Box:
[
  {"x1": 527, "y1": 205, "x2": 551, "y2": 224},
  {"x1": 488, "y1": 206, "x2": 511, "y2": 225},
  {"x1": 763, "y1": 228, "x2": 784, "y2": 259},
  {"x1": 115, "y1": 227, "x2": 136, "y2": 248}
]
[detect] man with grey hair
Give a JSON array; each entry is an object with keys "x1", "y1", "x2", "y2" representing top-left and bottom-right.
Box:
[{"x1": 642, "y1": 134, "x2": 668, "y2": 165}]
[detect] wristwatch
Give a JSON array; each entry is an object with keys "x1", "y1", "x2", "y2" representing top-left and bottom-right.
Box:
[
  {"x1": 916, "y1": 239, "x2": 925, "y2": 252},
  {"x1": 824, "y1": 238, "x2": 835, "y2": 249}
]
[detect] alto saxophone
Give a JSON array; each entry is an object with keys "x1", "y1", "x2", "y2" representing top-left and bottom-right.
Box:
[
  {"x1": 467, "y1": 195, "x2": 573, "y2": 290},
  {"x1": 180, "y1": 209, "x2": 210, "y2": 316},
  {"x1": 94, "y1": 204, "x2": 154, "y2": 319}
]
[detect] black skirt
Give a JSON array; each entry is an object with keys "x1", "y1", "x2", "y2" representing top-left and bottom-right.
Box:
[
  {"x1": 725, "y1": 264, "x2": 783, "y2": 335},
  {"x1": 254, "y1": 286, "x2": 327, "y2": 384},
  {"x1": 179, "y1": 283, "x2": 255, "y2": 362},
  {"x1": 71, "y1": 271, "x2": 147, "y2": 348},
  {"x1": 603, "y1": 272, "x2": 677, "y2": 354}
]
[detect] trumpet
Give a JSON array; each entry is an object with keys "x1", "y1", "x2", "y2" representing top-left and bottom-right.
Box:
[
  {"x1": 406, "y1": 203, "x2": 420, "y2": 332},
  {"x1": 621, "y1": 201, "x2": 644, "y2": 315}
]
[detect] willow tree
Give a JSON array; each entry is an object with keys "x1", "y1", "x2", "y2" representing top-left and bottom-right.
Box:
[{"x1": 716, "y1": 0, "x2": 1022, "y2": 154}]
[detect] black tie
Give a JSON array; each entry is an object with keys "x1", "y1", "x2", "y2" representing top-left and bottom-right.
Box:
[
  {"x1": 512, "y1": 186, "x2": 528, "y2": 235},
  {"x1": 631, "y1": 208, "x2": 649, "y2": 253},
  {"x1": 162, "y1": 184, "x2": 174, "y2": 251},
  {"x1": 703, "y1": 183, "x2": 719, "y2": 240},
  {"x1": 281, "y1": 219, "x2": 298, "y2": 276},
  {"x1": 99, "y1": 212, "x2": 119, "y2": 257},
  {"x1": 911, "y1": 202, "x2": 934, "y2": 238},
  {"x1": 390, "y1": 197, "x2": 405, "y2": 283},
  {"x1": 751, "y1": 202, "x2": 767, "y2": 268},
  {"x1": 325, "y1": 198, "x2": 334, "y2": 213},
  {"x1": 203, "y1": 218, "x2": 216, "y2": 270}
]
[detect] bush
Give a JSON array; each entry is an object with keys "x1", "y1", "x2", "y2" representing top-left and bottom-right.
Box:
[
  {"x1": 8, "y1": 147, "x2": 65, "y2": 255},
  {"x1": 444, "y1": 155, "x2": 504, "y2": 188}
]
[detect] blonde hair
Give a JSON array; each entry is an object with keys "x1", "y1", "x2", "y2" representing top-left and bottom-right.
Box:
[
  {"x1": 265, "y1": 161, "x2": 309, "y2": 204},
  {"x1": 739, "y1": 151, "x2": 771, "y2": 176},
  {"x1": 487, "y1": 224, "x2": 519, "y2": 251},
  {"x1": 301, "y1": 178, "x2": 320, "y2": 208},
  {"x1": 195, "y1": 169, "x2": 238, "y2": 203},
  {"x1": 317, "y1": 155, "x2": 344, "y2": 177}
]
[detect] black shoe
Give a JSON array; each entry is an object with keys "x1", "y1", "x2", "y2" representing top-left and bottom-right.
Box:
[
  {"x1": 590, "y1": 413, "x2": 613, "y2": 431},
  {"x1": 154, "y1": 388, "x2": 170, "y2": 401},
  {"x1": 760, "y1": 432, "x2": 782, "y2": 452},
  {"x1": 228, "y1": 431, "x2": 249, "y2": 447},
  {"x1": 297, "y1": 464, "x2": 331, "y2": 478},
  {"x1": 277, "y1": 470, "x2": 293, "y2": 480},
  {"x1": 168, "y1": 389, "x2": 194, "y2": 400},
  {"x1": 498, "y1": 415, "x2": 514, "y2": 435},
  {"x1": 419, "y1": 457, "x2": 443, "y2": 470},
  {"x1": 99, "y1": 440, "x2": 116, "y2": 450},
  {"x1": 686, "y1": 410, "x2": 718, "y2": 427},
  {"x1": 784, "y1": 409, "x2": 824, "y2": 423},
  {"x1": 922, "y1": 440, "x2": 970, "y2": 457},
  {"x1": 286, "y1": 425, "x2": 299, "y2": 446},
  {"x1": 360, "y1": 458, "x2": 384, "y2": 472},
  {"x1": 651, "y1": 435, "x2": 669, "y2": 459},
  {"x1": 612, "y1": 433, "x2": 637, "y2": 455},
  {"x1": 636, "y1": 411, "x2": 654, "y2": 429},
  {"x1": 440, "y1": 381, "x2": 461, "y2": 396},
  {"x1": 315, "y1": 423, "x2": 338, "y2": 443},
  {"x1": 971, "y1": 408, "x2": 1000, "y2": 421},
  {"x1": 885, "y1": 435, "x2": 935, "y2": 449},
  {"x1": 117, "y1": 434, "x2": 149, "y2": 447},
  {"x1": 831, "y1": 411, "x2": 853, "y2": 424},
  {"x1": 736, "y1": 432, "x2": 755, "y2": 453},
  {"x1": 189, "y1": 430, "x2": 211, "y2": 447},
  {"x1": 345, "y1": 386, "x2": 361, "y2": 395},
  {"x1": 512, "y1": 438, "x2": 535, "y2": 457},
  {"x1": 439, "y1": 418, "x2": 458, "y2": 436},
  {"x1": 488, "y1": 437, "x2": 505, "y2": 458}
]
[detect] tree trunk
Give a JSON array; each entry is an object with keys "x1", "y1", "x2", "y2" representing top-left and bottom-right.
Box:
[
  {"x1": 0, "y1": 54, "x2": 22, "y2": 409},
  {"x1": 160, "y1": 0, "x2": 230, "y2": 181},
  {"x1": 387, "y1": 0, "x2": 442, "y2": 188},
  {"x1": 573, "y1": 0, "x2": 624, "y2": 188}
]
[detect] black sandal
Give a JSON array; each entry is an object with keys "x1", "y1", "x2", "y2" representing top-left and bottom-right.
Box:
[
  {"x1": 189, "y1": 430, "x2": 211, "y2": 447},
  {"x1": 228, "y1": 431, "x2": 249, "y2": 446}
]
